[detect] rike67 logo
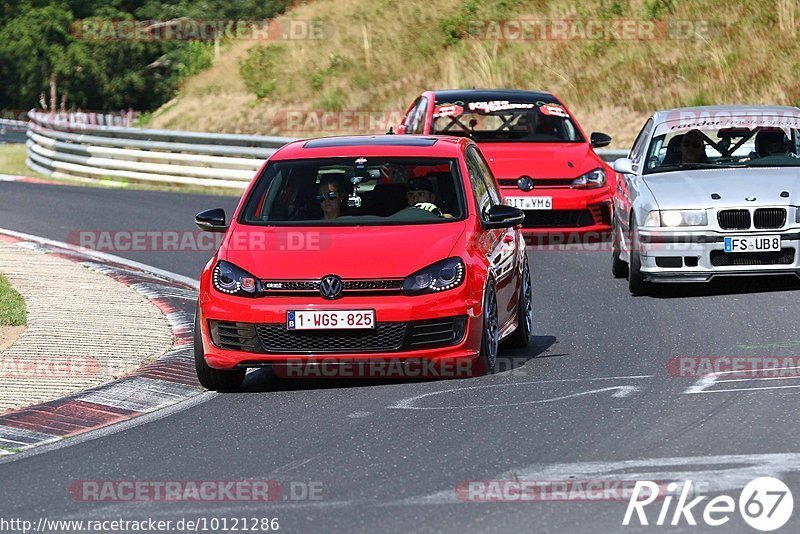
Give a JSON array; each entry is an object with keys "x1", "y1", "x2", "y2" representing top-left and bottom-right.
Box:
[{"x1": 623, "y1": 477, "x2": 793, "y2": 531}]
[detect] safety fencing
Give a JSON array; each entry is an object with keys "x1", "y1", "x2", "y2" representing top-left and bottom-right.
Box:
[{"x1": 24, "y1": 111, "x2": 626, "y2": 189}]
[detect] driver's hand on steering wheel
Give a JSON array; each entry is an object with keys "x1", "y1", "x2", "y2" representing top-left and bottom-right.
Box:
[{"x1": 414, "y1": 202, "x2": 443, "y2": 217}]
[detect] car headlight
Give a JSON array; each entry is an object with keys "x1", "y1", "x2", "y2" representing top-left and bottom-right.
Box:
[
  {"x1": 659, "y1": 210, "x2": 708, "y2": 227},
  {"x1": 402, "y1": 257, "x2": 465, "y2": 295},
  {"x1": 644, "y1": 211, "x2": 661, "y2": 227},
  {"x1": 212, "y1": 260, "x2": 262, "y2": 297},
  {"x1": 571, "y1": 168, "x2": 606, "y2": 189}
]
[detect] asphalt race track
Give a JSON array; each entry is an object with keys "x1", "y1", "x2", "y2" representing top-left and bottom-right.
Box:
[{"x1": 2, "y1": 180, "x2": 800, "y2": 532}]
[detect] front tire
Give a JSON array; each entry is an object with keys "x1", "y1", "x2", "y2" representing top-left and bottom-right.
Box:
[
  {"x1": 611, "y1": 219, "x2": 628, "y2": 278},
  {"x1": 505, "y1": 256, "x2": 533, "y2": 348},
  {"x1": 628, "y1": 220, "x2": 651, "y2": 296},
  {"x1": 479, "y1": 282, "x2": 500, "y2": 374},
  {"x1": 194, "y1": 306, "x2": 246, "y2": 390}
]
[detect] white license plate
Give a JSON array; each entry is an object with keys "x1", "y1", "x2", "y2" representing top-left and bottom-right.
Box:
[
  {"x1": 505, "y1": 196, "x2": 552, "y2": 210},
  {"x1": 723, "y1": 235, "x2": 781, "y2": 253},
  {"x1": 287, "y1": 310, "x2": 375, "y2": 330}
]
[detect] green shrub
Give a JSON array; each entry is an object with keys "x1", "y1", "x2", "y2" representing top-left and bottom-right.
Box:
[{"x1": 239, "y1": 44, "x2": 284, "y2": 98}]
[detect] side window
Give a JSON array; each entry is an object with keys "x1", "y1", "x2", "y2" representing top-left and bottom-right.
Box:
[
  {"x1": 629, "y1": 118, "x2": 654, "y2": 163},
  {"x1": 465, "y1": 148, "x2": 493, "y2": 221},
  {"x1": 406, "y1": 96, "x2": 429, "y2": 134},
  {"x1": 402, "y1": 97, "x2": 420, "y2": 133},
  {"x1": 471, "y1": 148, "x2": 502, "y2": 206}
]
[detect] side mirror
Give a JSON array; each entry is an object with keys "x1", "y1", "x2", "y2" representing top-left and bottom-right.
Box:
[
  {"x1": 195, "y1": 208, "x2": 228, "y2": 233},
  {"x1": 484, "y1": 204, "x2": 525, "y2": 229},
  {"x1": 590, "y1": 132, "x2": 612, "y2": 148},
  {"x1": 613, "y1": 158, "x2": 636, "y2": 175}
]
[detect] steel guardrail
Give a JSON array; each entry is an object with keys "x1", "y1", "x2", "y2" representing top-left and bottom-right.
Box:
[{"x1": 24, "y1": 110, "x2": 626, "y2": 189}]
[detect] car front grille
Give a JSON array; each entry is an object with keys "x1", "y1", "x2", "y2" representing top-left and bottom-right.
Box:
[
  {"x1": 710, "y1": 248, "x2": 795, "y2": 267},
  {"x1": 522, "y1": 206, "x2": 609, "y2": 228},
  {"x1": 717, "y1": 209, "x2": 751, "y2": 230},
  {"x1": 405, "y1": 317, "x2": 467, "y2": 349},
  {"x1": 256, "y1": 323, "x2": 407, "y2": 353},
  {"x1": 209, "y1": 321, "x2": 260, "y2": 352},
  {"x1": 523, "y1": 209, "x2": 593, "y2": 228},
  {"x1": 498, "y1": 178, "x2": 575, "y2": 188},
  {"x1": 209, "y1": 317, "x2": 468, "y2": 354},
  {"x1": 753, "y1": 208, "x2": 786, "y2": 229},
  {"x1": 260, "y1": 279, "x2": 404, "y2": 296}
]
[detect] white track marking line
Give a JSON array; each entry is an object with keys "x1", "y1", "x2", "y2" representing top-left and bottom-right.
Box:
[
  {"x1": 684, "y1": 366, "x2": 800, "y2": 394},
  {"x1": 388, "y1": 376, "x2": 652, "y2": 410},
  {"x1": 399, "y1": 452, "x2": 800, "y2": 505},
  {"x1": 689, "y1": 384, "x2": 800, "y2": 394}
]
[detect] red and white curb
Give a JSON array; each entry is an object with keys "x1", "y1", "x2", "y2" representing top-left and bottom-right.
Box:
[
  {"x1": 0, "y1": 229, "x2": 201, "y2": 455},
  {"x1": 0, "y1": 173, "x2": 61, "y2": 185}
]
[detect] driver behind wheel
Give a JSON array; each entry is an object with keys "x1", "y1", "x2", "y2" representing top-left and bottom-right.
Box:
[
  {"x1": 755, "y1": 128, "x2": 792, "y2": 157},
  {"x1": 406, "y1": 176, "x2": 452, "y2": 218}
]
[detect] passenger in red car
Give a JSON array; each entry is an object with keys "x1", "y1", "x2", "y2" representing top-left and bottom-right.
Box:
[{"x1": 317, "y1": 177, "x2": 344, "y2": 219}]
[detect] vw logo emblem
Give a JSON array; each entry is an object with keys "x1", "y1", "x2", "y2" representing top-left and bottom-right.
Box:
[{"x1": 319, "y1": 274, "x2": 343, "y2": 299}]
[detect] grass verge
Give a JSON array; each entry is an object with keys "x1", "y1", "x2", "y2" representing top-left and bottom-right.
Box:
[
  {"x1": 0, "y1": 273, "x2": 26, "y2": 326},
  {"x1": 150, "y1": 0, "x2": 800, "y2": 148}
]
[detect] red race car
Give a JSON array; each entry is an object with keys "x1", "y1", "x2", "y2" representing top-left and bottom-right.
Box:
[
  {"x1": 193, "y1": 135, "x2": 532, "y2": 390},
  {"x1": 399, "y1": 89, "x2": 615, "y2": 238}
]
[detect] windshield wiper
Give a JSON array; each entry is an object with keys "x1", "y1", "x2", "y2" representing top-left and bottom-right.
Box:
[
  {"x1": 672, "y1": 162, "x2": 747, "y2": 169},
  {"x1": 648, "y1": 162, "x2": 747, "y2": 174}
]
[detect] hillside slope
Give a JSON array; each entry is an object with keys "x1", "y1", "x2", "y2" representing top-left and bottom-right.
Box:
[{"x1": 149, "y1": 0, "x2": 800, "y2": 148}]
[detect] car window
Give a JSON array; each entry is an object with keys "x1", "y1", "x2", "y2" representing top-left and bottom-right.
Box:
[
  {"x1": 643, "y1": 120, "x2": 800, "y2": 174},
  {"x1": 629, "y1": 118, "x2": 653, "y2": 163},
  {"x1": 470, "y1": 147, "x2": 502, "y2": 205},
  {"x1": 405, "y1": 97, "x2": 429, "y2": 134},
  {"x1": 240, "y1": 157, "x2": 466, "y2": 225},
  {"x1": 432, "y1": 98, "x2": 584, "y2": 143},
  {"x1": 465, "y1": 148, "x2": 493, "y2": 221}
]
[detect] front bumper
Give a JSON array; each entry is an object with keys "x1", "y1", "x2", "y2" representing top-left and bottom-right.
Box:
[
  {"x1": 198, "y1": 289, "x2": 483, "y2": 371},
  {"x1": 637, "y1": 229, "x2": 800, "y2": 282},
  {"x1": 500, "y1": 186, "x2": 612, "y2": 236}
]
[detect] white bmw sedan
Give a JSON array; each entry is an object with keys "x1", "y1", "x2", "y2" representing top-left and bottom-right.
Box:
[{"x1": 612, "y1": 105, "x2": 800, "y2": 295}]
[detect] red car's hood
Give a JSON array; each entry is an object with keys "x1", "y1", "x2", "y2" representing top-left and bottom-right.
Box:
[
  {"x1": 220, "y1": 222, "x2": 468, "y2": 279},
  {"x1": 477, "y1": 142, "x2": 602, "y2": 179}
]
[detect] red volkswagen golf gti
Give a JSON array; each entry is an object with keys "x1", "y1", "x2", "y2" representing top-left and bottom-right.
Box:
[
  {"x1": 193, "y1": 135, "x2": 532, "y2": 390},
  {"x1": 399, "y1": 89, "x2": 615, "y2": 238}
]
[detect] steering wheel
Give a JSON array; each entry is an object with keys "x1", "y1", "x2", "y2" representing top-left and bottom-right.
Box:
[
  {"x1": 391, "y1": 206, "x2": 442, "y2": 220},
  {"x1": 412, "y1": 203, "x2": 444, "y2": 218}
]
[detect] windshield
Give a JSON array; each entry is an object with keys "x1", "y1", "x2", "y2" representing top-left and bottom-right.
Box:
[
  {"x1": 240, "y1": 157, "x2": 466, "y2": 225},
  {"x1": 431, "y1": 99, "x2": 583, "y2": 143},
  {"x1": 643, "y1": 115, "x2": 800, "y2": 174}
]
